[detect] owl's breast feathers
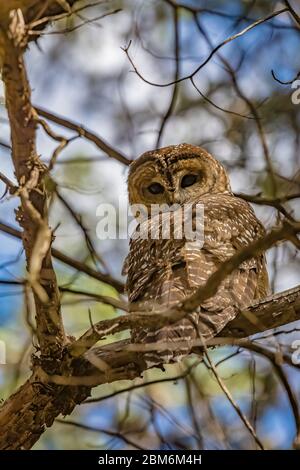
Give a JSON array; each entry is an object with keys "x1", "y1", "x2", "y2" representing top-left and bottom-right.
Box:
[{"x1": 123, "y1": 193, "x2": 269, "y2": 365}]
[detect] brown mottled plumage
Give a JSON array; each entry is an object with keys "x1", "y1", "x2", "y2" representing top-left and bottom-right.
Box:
[{"x1": 123, "y1": 144, "x2": 269, "y2": 367}]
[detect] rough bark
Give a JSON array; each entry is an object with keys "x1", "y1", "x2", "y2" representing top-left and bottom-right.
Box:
[
  {"x1": 2, "y1": 21, "x2": 65, "y2": 357},
  {"x1": 221, "y1": 285, "x2": 300, "y2": 337}
]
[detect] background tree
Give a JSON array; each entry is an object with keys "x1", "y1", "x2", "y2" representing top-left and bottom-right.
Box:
[{"x1": 0, "y1": 0, "x2": 300, "y2": 450}]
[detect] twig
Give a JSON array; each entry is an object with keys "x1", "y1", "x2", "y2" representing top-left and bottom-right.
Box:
[
  {"x1": 84, "y1": 361, "x2": 197, "y2": 403},
  {"x1": 34, "y1": 106, "x2": 131, "y2": 165},
  {"x1": 55, "y1": 187, "x2": 107, "y2": 269},
  {"x1": 56, "y1": 418, "x2": 146, "y2": 450},
  {"x1": 29, "y1": 9, "x2": 122, "y2": 36},
  {"x1": 284, "y1": 1, "x2": 300, "y2": 26},
  {"x1": 59, "y1": 286, "x2": 127, "y2": 310},
  {"x1": 202, "y1": 340, "x2": 265, "y2": 449},
  {"x1": 237, "y1": 339, "x2": 300, "y2": 449},
  {"x1": 156, "y1": 5, "x2": 180, "y2": 147},
  {"x1": 123, "y1": 8, "x2": 288, "y2": 88},
  {"x1": 0, "y1": 220, "x2": 124, "y2": 293}
]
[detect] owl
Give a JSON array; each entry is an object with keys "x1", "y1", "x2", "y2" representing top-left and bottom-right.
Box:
[{"x1": 123, "y1": 144, "x2": 269, "y2": 368}]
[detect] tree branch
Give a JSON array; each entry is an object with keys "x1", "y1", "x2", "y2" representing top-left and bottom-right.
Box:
[
  {"x1": 34, "y1": 106, "x2": 131, "y2": 166},
  {"x1": 2, "y1": 13, "x2": 65, "y2": 356},
  {"x1": 0, "y1": 220, "x2": 125, "y2": 292}
]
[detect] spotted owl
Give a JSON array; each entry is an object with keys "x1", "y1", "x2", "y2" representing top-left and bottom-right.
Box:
[{"x1": 123, "y1": 144, "x2": 269, "y2": 367}]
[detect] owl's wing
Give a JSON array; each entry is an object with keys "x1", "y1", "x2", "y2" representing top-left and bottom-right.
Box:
[
  {"x1": 186, "y1": 194, "x2": 270, "y2": 337},
  {"x1": 126, "y1": 194, "x2": 269, "y2": 340}
]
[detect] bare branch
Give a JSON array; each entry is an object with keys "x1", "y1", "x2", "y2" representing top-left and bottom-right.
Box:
[
  {"x1": 156, "y1": 5, "x2": 180, "y2": 147},
  {"x1": 0, "y1": 220, "x2": 125, "y2": 292},
  {"x1": 202, "y1": 339, "x2": 264, "y2": 449},
  {"x1": 34, "y1": 106, "x2": 131, "y2": 166},
  {"x1": 123, "y1": 7, "x2": 288, "y2": 88},
  {"x1": 284, "y1": 0, "x2": 300, "y2": 27},
  {"x1": 2, "y1": 13, "x2": 65, "y2": 355}
]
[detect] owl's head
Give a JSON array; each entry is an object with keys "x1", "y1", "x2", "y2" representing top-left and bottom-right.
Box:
[{"x1": 128, "y1": 143, "x2": 231, "y2": 209}]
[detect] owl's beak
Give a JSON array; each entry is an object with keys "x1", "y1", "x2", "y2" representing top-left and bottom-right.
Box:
[{"x1": 170, "y1": 190, "x2": 182, "y2": 205}]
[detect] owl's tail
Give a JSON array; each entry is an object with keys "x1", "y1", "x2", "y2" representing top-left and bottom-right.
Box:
[
  {"x1": 131, "y1": 312, "x2": 200, "y2": 369},
  {"x1": 131, "y1": 303, "x2": 241, "y2": 369}
]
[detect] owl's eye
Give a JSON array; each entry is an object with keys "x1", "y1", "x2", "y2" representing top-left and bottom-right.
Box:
[
  {"x1": 181, "y1": 174, "x2": 198, "y2": 188},
  {"x1": 147, "y1": 182, "x2": 164, "y2": 195}
]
